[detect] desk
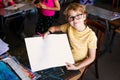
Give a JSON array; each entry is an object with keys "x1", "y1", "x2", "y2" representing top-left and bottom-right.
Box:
[
  {"x1": 86, "y1": 5, "x2": 120, "y2": 52},
  {"x1": 37, "y1": 66, "x2": 81, "y2": 80},
  {"x1": 0, "y1": 3, "x2": 34, "y2": 17},
  {"x1": 0, "y1": 2, "x2": 35, "y2": 39},
  {"x1": 86, "y1": 5, "x2": 120, "y2": 21},
  {"x1": 109, "y1": 19, "x2": 120, "y2": 29}
]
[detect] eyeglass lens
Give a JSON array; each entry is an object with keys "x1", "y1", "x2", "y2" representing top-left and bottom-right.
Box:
[{"x1": 68, "y1": 14, "x2": 82, "y2": 21}]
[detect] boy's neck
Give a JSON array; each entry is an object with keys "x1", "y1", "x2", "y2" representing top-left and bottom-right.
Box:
[{"x1": 78, "y1": 25, "x2": 86, "y2": 32}]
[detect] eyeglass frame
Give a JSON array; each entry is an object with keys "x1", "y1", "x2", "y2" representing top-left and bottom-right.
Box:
[{"x1": 67, "y1": 14, "x2": 83, "y2": 22}]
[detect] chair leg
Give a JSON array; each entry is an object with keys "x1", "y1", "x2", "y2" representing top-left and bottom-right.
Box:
[
  {"x1": 95, "y1": 57, "x2": 99, "y2": 79},
  {"x1": 109, "y1": 28, "x2": 116, "y2": 53}
]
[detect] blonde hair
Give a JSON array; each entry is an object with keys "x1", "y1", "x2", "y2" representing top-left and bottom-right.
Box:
[{"x1": 64, "y1": 3, "x2": 86, "y2": 16}]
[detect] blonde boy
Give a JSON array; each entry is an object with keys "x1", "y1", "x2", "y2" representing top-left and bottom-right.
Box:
[{"x1": 44, "y1": 3, "x2": 97, "y2": 71}]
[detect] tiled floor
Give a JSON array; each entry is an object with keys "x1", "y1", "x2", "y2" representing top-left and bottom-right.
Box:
[{"x1": 3, "y1": 1, "x2": 120, "y2": 80}]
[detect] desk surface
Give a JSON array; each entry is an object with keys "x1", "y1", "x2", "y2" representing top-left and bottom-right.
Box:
[
  {"x1": 86, "y1": 5, "x2": 120, "y2": 21},
  {"x1": 109, "y1": 18, "x2": 120, "y2": 27},
  {"x1": 37, "y1": 66, "x2": 80, "y2": 80},
  {"x1": 0, "y1": 2, "x2": 35, "y2": 17}
]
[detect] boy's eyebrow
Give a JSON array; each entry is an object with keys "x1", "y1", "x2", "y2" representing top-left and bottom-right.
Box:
[{"x1": 68, "y1": 13, "x2": 83, "y2": 17}]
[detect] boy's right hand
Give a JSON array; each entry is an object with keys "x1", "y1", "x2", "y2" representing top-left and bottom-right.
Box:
[{"x1": 43, "y1": 31, "x2": 50, "y2": 39}]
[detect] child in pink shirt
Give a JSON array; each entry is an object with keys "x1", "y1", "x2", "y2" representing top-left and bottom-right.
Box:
[
  {"x1": 0, "y1": 0, "x2": 15, "y2": 8},
  {"x1": 34, "y1": 0, "x2": 60, "y2": 34}
]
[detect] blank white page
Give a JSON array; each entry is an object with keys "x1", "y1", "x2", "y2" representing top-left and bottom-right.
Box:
[{"x1": 24, "y1": 34, "x2": 74, "y2": 72}]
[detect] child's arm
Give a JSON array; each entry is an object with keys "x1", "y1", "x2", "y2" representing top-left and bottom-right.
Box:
[
  {"x1": 3, "y1": 0, "x2": 8, "y2": 7},
  {"x1": 43, "y1": 25, "x2": 61, "y2": 38},
  {"x1": 3, "y1": 0, "x2": 15, "y2": 7},
  {"x1": 34, "y1": 2, "x2": 41, "y2": 8},
  {"x1": 66, "y1": 49, "x2": 96, "y2": 70},
  {"x1": 48, "y1": 25, "x2": 61, "y2": 33},
  {"x1": 8, "y1": 0, "x2": 15, "y2": 5},
  {"x1": 53, "y1": 0, "x2": 60, "y2": 11}
]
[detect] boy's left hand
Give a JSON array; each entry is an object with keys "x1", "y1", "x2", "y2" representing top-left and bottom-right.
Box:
[{"x1": 66, "y1": 62, "x2": 79, "y2": 70}]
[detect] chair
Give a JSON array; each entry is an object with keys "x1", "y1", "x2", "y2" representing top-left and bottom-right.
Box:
[
  {"x1": 84, "y1": 19, "x2": 106, "y2": 79},
  {"x1": 67, "y1": 19, "x2": 106, "y2": 80},
  {"x1": 108, "y1": 18, "x2": 120, "y2": 52},
  {"x1": 112, "y1": 0, "x2": 120, "y2": 12}
]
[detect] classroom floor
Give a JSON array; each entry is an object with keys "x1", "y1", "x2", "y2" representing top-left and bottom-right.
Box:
[{"x1": 3, "y1": 1, "x2": 120, "y2": 80}]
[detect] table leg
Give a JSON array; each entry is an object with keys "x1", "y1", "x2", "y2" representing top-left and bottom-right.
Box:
[
  {"x1": 104, "y1": 20, "x2": 115, "y2": 53},
  {"x1": 101, "y1": 20, "x2": 112, "y2": 54},
  {"x1": 0, "y1": 16, "x2": 6, "y2": 40}
]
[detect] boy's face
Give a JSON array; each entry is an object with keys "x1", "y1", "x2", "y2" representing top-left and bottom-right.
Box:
[{"x1": 67, "y1": 10, "x2": 86, "y2": 30}]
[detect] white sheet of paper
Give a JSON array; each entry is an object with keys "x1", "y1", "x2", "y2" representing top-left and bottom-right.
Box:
[
  {"x1": 25, "y1": 34, "x2": 74, "y2": 72},
  {"x1": 0, "y1": 39, "x2": 9, "y2": 55}
]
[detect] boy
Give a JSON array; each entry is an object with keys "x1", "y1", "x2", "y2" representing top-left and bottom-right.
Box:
[{"x1": 44, "y1": 3, "x2": 97, "y2": 71}]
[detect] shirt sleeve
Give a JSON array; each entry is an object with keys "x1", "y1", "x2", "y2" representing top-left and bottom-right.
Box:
[
  {"x1": 60, "y1": 23, "x2": 69, "y2": 32},
  {"x1": 88, "y1": 31, "x2": 97, "y2": 49}
]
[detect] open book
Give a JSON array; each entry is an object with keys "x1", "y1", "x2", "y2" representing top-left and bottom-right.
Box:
[{"x1": 24, "y1": 34, "x2": 74, "y2": 72}]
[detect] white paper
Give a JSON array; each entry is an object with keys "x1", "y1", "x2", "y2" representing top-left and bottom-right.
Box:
[
  {"x1": 0, "y1": 39, "x2": 9, "y2": 55},
  {"x1": 25, "y1": 34, "x2": 74, "y2": 72}
]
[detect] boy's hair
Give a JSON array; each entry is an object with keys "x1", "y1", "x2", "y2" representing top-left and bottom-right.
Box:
[{"x1": 63, "y1": 3, "x2": 86, "y2": 16}]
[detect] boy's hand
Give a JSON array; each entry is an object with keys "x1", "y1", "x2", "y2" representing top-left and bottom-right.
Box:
[
  {"x1": 66, "y1": 62, "x2": 79, "y2": 70},
  {"x1": 43, "y1": 31, "x2": 50, "y2": 39}
]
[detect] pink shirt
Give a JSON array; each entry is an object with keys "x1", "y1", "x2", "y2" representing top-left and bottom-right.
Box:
[
  {"x1": 9, "y1": 0, "x2": 15, "y2": 5},
  {"x1": 41, "y1": 0, "x2": 56, "y2": 16},
  {"x1": 0, "y1": 0, "x2": 4, "y2": 8}
]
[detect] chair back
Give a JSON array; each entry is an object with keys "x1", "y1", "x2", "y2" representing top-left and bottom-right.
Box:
[
  {"x1": 112, "y1": 0, "x2": 120, "y2": 12},
  {"x1": 85, "y1": 19, "x2": 106, "y2": 79},
  {"x1": 86, "y1": 19, "x2": 106, "y2": 52}
]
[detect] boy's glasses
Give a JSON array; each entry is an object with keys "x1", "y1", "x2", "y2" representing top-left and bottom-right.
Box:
[{"x1": 68, "y1": 14, "x2": 83, "y2": 22}]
